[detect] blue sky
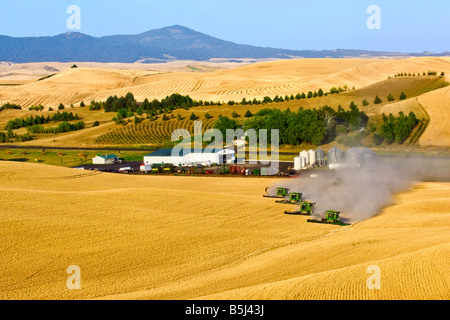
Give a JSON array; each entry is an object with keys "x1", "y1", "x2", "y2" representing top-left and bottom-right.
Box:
[{"x1": 0, "y1": 0, "x2": 449, "y2": 52}]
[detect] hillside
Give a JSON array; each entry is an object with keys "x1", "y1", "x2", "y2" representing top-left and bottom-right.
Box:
[
  {"x1": 0, "y1": 161, "x2": 448, "y2": 299},
  {"x1": 1, "y1": 57, "x2": 450, "y2": 148},
  {"x1": 2, "y1": 57, "x2": 450, "y2": 108},
  {"x1": 1, "y1": 25, "x2": 441, "y2": 64}
]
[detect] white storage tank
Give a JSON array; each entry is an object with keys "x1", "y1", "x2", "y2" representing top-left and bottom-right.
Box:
[
  {"x1": 294, "y1": 157, "x2": 301, "y2": 170},
  {"x1": 300, "y1": 156, "x2": 307, "y2": 169},
  {"x1": 300, "y1": 150, "x2": 310, "y2": 165},
  {"x1": 308, "y1": 149, "x2": 316, "y2": 166}
]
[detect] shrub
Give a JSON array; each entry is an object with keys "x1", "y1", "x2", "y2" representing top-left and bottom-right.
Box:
[
  {"x1": 190, "y1": 112, "x2": 199, "y2": 121},
  {"x1": 399, "y1": 92, "x2": 407, "y2": 100},
  {"x1": 93, "y1": 121, "x2": 100, "y2": 127},
  {"x1": 362, "y1": 99, "x2": 370, "y2": 106},
  {"x1": 244, "y1": 110, "x2": 253, "y2": 118},
  {"x1": 387, "y1": 94, "x2": 395, "y2": 102},
  {"x1": 231, "y1": 111, "x2": 240, "y2": 118},
  {"x1": 374, "y1": 95, "x2": 383, "y2": 104}
]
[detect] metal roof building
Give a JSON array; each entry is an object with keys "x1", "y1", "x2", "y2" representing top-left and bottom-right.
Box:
[{"x1": 143, "y1": 148, "x2": 235, "y2": 166}]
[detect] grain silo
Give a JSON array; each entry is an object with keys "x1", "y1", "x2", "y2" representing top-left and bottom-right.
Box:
[
  {"x1": 345, "y1": 147, "x2": 361, "y2": 164},
  {"x1": 300, "y1": 156, "x2": 307, "y2": 169},
  {"x1": 294, "y1": 157, "x2": 301, "y2": 170},
  {"x1": 327, "y1": 146, "x2": 344, "y2": 164},
  {"x1": 308, "y1": 149, "x2": 316, "y2": 166},
  {"x1": 300, "y1": 150, "x2": 310, "y2": 165},
  {"x1": 316, "y1": 148, "x2": 325, "y2": 166}
]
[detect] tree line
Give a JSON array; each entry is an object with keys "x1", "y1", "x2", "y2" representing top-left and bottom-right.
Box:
[
  {"x1": 4, "y1": 111, "x2": 80, "y2": 130},
  {"x1": 0, "y1": 103, "x2": 21, "y2": 112},
  {"x1": 27, "y1": 121, "x2": 86, "y2": 134}
]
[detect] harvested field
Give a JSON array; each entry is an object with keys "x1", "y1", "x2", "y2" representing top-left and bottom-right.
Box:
[{"x1": 0, "y1": 161, "x2": 448, "y2": 300}]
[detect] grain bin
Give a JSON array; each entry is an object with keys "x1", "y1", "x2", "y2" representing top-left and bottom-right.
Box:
[
  {"x1": 327, "y1": 147, "x2": 344, "y2": 164},
  {"x1": 308, "y1": 149, "x2": 316, "y2": 166},
  {"x1": 300, "y1": 156, "x2": 307, "y2": 169},
  {"x1": 345, "y1": 147, "x2": 361, "y2": 164},
  {"x1": 300, "y1": 150, "x2": 310, "y2": 165},
  {"x1": 294, "y1": 157, "x2": 301, "y2": 170},
  {"x1": 316, "y1": 148, "x2": 325, "y2": 166}
]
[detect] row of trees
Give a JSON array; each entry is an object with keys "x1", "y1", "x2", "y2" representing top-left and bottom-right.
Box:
[
  {"x1": 0, "y1": 130, "x2": 34, "y2": 143},
  {"x1": 89, "y1": 93, "x2": 197, "y2": 114},
  {"x1": 0, "y1": 103, "x2": 21, "y2": 112},
  {"x1": 374, "y1": 111, "x2": 418, "y2": 145},
  {"x1": 88, "y1": 86, "x2": 354, "y2": 117},
  {"x1": 27, "y1": 121, "x2": 86, "y2": 134},
  {"x1": 393, "y1": 71, "x2": 444, "y2": 77},
  {"x1": 4, "y1": 111, "x2": 80, "y2": 130},
  {"x1": 233, "y1": 87, "x2": 350, "y2": 106},
  {"x1": 372, "y1": 92, "x2": 407, "y2": 105}
]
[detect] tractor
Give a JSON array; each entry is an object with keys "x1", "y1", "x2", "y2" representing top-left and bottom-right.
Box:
[
  {"x1": 263, "y1": 187, "x2": 289, "y2": 198},
  {"x1": 307, "y1": 210, "x2": 350, "y2": 226},
  {"x1": 276, "y1": 192, "x2": 303, "y2": 204},
  {"x1": 285, "y1": 201, "x2": 316, "y2": 215}
]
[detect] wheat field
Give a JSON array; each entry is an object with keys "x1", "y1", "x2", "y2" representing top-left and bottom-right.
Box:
[
  {"x1": 2, "y1": 57, "x2": 449, "y2": 108},
  {"x1": 0, "y1": 161, "x2": 448, "y2": 300},
  {"x1": 2, "y1": 57, "x2": 450, "y2": 147}
]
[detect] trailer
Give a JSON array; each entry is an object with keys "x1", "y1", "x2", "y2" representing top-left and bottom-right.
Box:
[
  {"x1": 140, "y1": 164, "x2": 152, "y2": 173},
  {"x1": 118, "y1": 167, "x2": 134, "y2": 173}
]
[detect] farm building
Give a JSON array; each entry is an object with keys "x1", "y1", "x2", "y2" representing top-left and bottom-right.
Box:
[
  {"x1": 143, "y1": 148, "x2": 236, "y2": 166},
  {"x1": 92, "y1": 154, "x2": 119, "y2": 165}
]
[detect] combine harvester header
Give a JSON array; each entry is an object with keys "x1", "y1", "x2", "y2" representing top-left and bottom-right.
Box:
[{"x1": 307, "y1": 210, "x2": 350, "y2": 226}]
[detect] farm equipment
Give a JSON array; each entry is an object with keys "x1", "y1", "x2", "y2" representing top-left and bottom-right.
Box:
[
  {"x1": 285, "y1": 201, "x2": 316, "y2": 215},
  {"x1": 263, "y1": 187, "x2": 289, "y2": 198},
  {"x1": 276, "y1": 192, "x2": 303, "y2": 204},
  {"x1": 307, "y1": 210, "x2": 350, "y2": 226}
]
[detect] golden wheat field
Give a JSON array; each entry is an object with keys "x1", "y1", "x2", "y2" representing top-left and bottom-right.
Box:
[
  {"x1": 0, "y1": 161, "x2": 448, "y2": 300},
  {"x1": 2, "y1": 57, "x2": 449, "y2": 108},
  {"x1": 2, "y1": 57, "x2": 450, "y2": 148}
]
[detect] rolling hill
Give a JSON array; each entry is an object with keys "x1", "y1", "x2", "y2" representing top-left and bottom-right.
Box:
[{"x1": 1, "y1": 57, "x2": 450, "y2": 148}]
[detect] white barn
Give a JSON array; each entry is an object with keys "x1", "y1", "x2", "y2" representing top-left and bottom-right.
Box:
[{"x1": 92, "y1": 154, "x2": 119, "y2": 165}]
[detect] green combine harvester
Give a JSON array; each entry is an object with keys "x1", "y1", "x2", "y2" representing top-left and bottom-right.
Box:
[
  {"x1": 263, "y1": 187, "x2": 289, "y2": 198},
  {"x1": 285, "y1": 201, "x2": 316, "y2": 216},
  {"x1": 307, "y1": 210, "x2": 350, "y2": 226},
  {"x1": 276, "y1": 192, "x2": 303, "y2": 204}
]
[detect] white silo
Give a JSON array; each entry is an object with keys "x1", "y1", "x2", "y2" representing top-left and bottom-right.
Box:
[
  {"x1": 300, "y1": 150, "x2": 310, "y2": 165},
  {"x1": 308, "y1": 149, "x2": 316, "y2": 166},
  {"x1": 294, "y1": 157, "x2": 301, "y2": 170},
  {"x1": 300, "y1": 156, "x2": 307, "y2": 169}
]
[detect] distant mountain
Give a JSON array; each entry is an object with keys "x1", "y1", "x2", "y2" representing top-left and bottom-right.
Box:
[{"x1": 0, "y1": 25, "x2": 448, "y2": 63}]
